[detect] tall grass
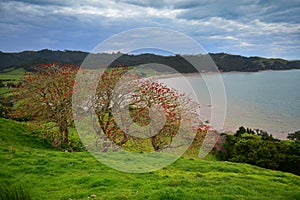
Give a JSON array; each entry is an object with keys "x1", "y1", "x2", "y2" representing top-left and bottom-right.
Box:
[{"x1": 0, "y1": 182, "x2": 31, "y2": 200}]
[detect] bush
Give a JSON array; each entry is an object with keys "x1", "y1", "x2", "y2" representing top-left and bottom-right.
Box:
[
  {"x1": 217, "y1": 127, "x2": 300, "y2": 175},
  {"x1": 287, "y1": 131, "x2": 300, "y2": 140}
]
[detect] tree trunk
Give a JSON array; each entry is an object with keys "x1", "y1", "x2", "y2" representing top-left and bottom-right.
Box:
[
  {"x1": 53, "y1": 130, "x2": 62, "y2": 148},
  {"x1": 151, "y1": 136, "x2": 160, "y2": 152},
  {"x1": 63, "y1": 127, "x2": 69, "y2": 144},
  {"x1": 57, "y1": 117, "x2": 69, "y2": 146}
]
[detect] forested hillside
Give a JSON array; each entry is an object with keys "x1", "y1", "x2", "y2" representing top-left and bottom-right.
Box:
[{"x1": 1, "y1": 49, "x2": 299, "y2": 73}]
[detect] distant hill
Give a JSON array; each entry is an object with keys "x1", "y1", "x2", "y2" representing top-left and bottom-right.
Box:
[
  {"x1": 209, "y1": 53, "x2": 300, "y2": 72},
  {"x1": 0, "y1": 49, "x2": 299, "y2": 73},
  {"x1": 0, "y1": 49, "x2": 88, "y2": 72}
]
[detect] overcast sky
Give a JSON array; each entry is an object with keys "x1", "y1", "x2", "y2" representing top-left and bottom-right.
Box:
[{"x1": 0, "y1": 0, "x2": 299, "y2": 60}]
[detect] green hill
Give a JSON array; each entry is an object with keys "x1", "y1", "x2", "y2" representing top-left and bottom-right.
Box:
[
  {"x1": 0, "y1": 118, "x2": 299, "y2": 199},
  {"x1": 1, "y1": 49, "x2": 300, "y2": 73}
]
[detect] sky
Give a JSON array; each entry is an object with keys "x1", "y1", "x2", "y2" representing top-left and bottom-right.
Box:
[{"x1": 0, "y1": 0, "x2": 300, "y2": 60}]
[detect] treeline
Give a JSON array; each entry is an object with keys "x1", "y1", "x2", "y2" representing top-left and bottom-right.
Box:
[
  {"x1": 217, "y1": 127, "x2": 300, "y2": 175},
  {"x1": 1, "y1": 49, "x2": 300, "y2": 73},
  {"x1": 210, "y1": 53, "x2": 300, "y2": 72},
  {"x1": 0, "y1": 50, "x2": 88, "y2": 72}
]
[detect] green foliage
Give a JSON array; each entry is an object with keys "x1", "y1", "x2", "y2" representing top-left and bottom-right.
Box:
[
  {"x1": 0, "y1": 85, "x2": 14, "y2": 120},
  {"x1": 0, "y1": 102, "x2": 10, "y2": 119},
  {"x1": 217, "y1": 127, "x2": 300, "y2": 175},
  {"x1": 234, "y1": 126, "x2": 277, "y2": 141},
  {"x1": 234, "y1": 126, "x2": 246, "y2": 137},
  {"x1": 287, "y1": 130, "x2": 300, "y2": 140},
  {"x1": 216, "y1": 134, "x2": 237, "y2": 160}
]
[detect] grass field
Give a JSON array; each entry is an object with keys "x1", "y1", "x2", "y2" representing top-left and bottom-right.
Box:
[
  {"x1": 0, "y1": 68, "x2": 24, "y2": 81},
  {"x1": 0, "y1": 68, "x2": 24, "y2": 97},
  {"x1": 0, "y1": 118, "x2": 299, "y2": 200}
]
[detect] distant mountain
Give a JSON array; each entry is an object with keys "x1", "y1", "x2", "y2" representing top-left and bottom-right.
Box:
[{"x1": 0, "y1": 49, "x2": 299, "y2": 73}]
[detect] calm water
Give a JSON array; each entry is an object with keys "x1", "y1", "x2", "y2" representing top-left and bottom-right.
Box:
[{"x1": 159, "y1": 70, "x2": 300, "y2": 139}]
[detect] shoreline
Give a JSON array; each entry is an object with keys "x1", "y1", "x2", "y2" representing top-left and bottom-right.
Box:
[
  {"x1": 148, "y1": 70, "x2": 298, "y2": 141},
  {"x1": 147, "y1": 68, "x2": 300, "y2": 80}
]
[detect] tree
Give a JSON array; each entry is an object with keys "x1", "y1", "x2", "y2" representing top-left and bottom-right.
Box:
[
  {"x1": 94, "y1": 66, "x2": 132, "y2": 150},
  {"x1": 217, "y1": 127, "x2": 300, "y2": 175},
  {"x1": 127, "y1": 78, "x2": 201, "y2": 151},
  {"x1": 92, "y1": 67, "x2": 204, "y2": 152},
  {"x1": 287, "y1": 131, "x2": 300, "y2": 141},
  {"x1": 234, "y1": 126, "x2": 246, "y2": 137},
  {"x1": 12, "y1": 63, "x2": 79, "y2": 147}
]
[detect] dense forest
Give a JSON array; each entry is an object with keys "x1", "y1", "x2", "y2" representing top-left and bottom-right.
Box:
[{"x1": 1, "y1": 49, "x2": 300, "y2": 73}]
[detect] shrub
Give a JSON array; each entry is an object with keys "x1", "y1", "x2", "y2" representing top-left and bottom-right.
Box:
[{"x1": 217, "y1": 127, "x2": 300, "y2": 175}]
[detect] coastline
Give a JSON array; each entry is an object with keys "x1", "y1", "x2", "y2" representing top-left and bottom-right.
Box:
[
  {"x1": 148, "y1": 70, "x2": 299, "y2": 141},
  {"x1": 148, "y1": 68, "x2": 300, "y2": 80}
]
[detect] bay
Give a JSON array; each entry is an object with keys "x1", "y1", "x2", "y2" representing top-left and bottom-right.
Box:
[{"x1": 158, "y1": 69, "x2": 300, "y2": 139}]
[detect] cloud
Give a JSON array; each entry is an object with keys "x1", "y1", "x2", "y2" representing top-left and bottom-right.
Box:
[
  {"x1": 0, "y1": 0, "x2": 299, "y2": 59},
  {"x1": 91, "y1": 27, "x2": 206, "y2": 55}
]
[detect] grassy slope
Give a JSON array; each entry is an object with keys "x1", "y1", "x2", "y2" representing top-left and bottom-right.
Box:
[
  {"x1": 0, "y1": 118, "x2": 299, "y2": 200},
  {"x1": 0, "y1": 68, "x2": 24, "y2": 81},
  {"x1": 0, "y1": 68, "x2": 24, "y2": 96}
]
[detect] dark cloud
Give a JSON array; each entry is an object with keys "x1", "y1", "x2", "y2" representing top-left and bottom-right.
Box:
[
  {"x1": 258, "y1": 5, "x2": 300, "y2": 23},
  {"x1": 0, "y1": 0, "x2": 299, "y2": 59},
  {"x1": 11, "y1": 0, "x2": 69, "y2": 6},
  {"x1": 173, "y1": 0, "x2": 208, "y2": 9},
  {"x1": 120, "y1": 0, "x2": 174, "y2": 9}
]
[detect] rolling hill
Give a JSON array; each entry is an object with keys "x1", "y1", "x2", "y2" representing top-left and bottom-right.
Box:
[
  {"x1": 0, "y1": 118, "x2": 299, "y2": 199},
  {"x1": 1, "y1": 49, "x2": 299, "y2": 73}
]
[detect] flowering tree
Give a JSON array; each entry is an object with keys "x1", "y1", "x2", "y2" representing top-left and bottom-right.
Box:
[
  {"x1": 10, "y1": 62, "x2": 211, "y2": 154},
  {"x1": 12, "y1": 63, "x2": 79, "y2": 147},
  {"x1": 127, "y1": 79, "x2": 201, "y2": 151},
  {"x1": 93, "y1": 67, "x2": 204, "y2": 152},
  {"x1": 94, "y1": 66, "x2": 132, "y2": 149}
]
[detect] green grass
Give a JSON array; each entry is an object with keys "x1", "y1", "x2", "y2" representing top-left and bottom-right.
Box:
[
  {"x1": 0, "y1": 182, "x2": 31, "y2": 200},
  {"x1": 0, "y1": 118, "x2": 300, "y2": 200},
  {"x1": 0, "y1": 68, "x2": 24, "y2": 81},
  {"x1": 0, "y1": 68, "x2": 24, "y2": 97}
]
